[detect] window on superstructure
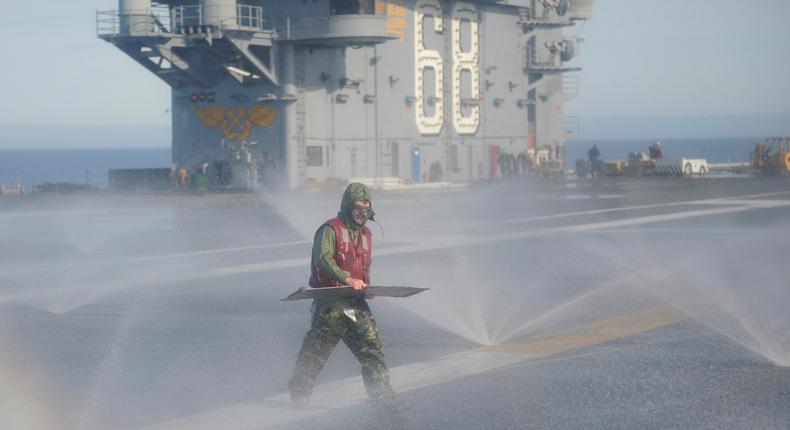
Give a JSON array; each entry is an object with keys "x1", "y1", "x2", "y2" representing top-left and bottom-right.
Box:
[
  {"x1": 329, "y1": 0, "x2": 375, "y2": 15},
  {"x1": 527, "y1": 89, "x2": 536, "y2": 125},
  {"x1": 307, "y1": 146, "x2": 323, "y2": 167}
]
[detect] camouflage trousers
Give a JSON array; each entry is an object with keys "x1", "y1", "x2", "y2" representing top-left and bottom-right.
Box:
[{"x1": 288, "y1": 299, "x2": 396, "y2": 405}]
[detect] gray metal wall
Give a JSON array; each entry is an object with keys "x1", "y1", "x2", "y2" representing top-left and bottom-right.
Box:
[{"x1": 159, "y1": 0, "x2": 582, "y2": 187}]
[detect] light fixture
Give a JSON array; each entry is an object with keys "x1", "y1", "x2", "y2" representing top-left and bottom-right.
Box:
[{"x1": 226, "y1": 65, "x2": 252, "y2": 77}]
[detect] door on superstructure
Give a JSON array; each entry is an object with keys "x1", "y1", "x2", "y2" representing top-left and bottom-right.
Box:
[
  {"x1": 351, "y1": 147, "x2": 358, "y2": 177},
  {"x1": 490, "y1": 145, "x2": 500, "y2": 178},
  {"x1": 528, "y1": 90, "x2": 537, "y2": 153},
  {"x1": 411, "y1": 147, "x2": 421, "y2": 182},
  {"x1": 391, "y1": 141, "x2": 399, "y2": 177},
  {"x1": 467, "y1": 145, "x2": 474, "y2": 181},
  {"x1": 305, "y1": 145, "x2": 327, "y2": 180},
  {"x1": 449, "y1": 144, "x2": 459, "y2": 182}
]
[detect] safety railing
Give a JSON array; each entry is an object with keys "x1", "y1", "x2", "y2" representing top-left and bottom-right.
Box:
[
  {"x1": 96, "y1": 10, "x2": 119, "y2": 37},
  {"x1": 171, "y1": 5, "x2": 202, "y2": 31},
  {"x1": 171, "y1": 4, "x2": 264, "y2": 33},
  {"x1": 562, "y1": 75, "x2": 579, "y2": 95},
  {"x1": 96, "y1": 4, "x2": 172, "y2": 37},
  {"x1": 527, "y1": 38, "x2": 582, "y2": 71},
  {"x1": 569, "y1": 0, "x2": 595, "y2": 20},
  {"x1": 237, "y1": 4, "x2": 264, "y2": 29},
  {"x1": 151, "y1": 4, "x2": 172, "y2": 32},
  {"x1": 563, "y1": 115, "x2": 580, "y2": 135},
  {"x1": 281, "y1": 14, "x2": 391, "y2": 44},
  {"x1": 527, "y1": 48, "x2": 562, "y2": 69},
  {"x1": 518, "y1": 3, "x2": 572, "y2": 27},
  {"x1": 98, "y1": 4, "x2": 265, "y2": 37}
]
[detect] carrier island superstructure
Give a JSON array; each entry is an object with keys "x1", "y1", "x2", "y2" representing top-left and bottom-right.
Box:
[{"x1": 97, "y1": 0, "x2": 593, "y2": 188}]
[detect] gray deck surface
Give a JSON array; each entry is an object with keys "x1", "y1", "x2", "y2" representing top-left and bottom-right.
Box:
[{"x1": 0, "y1": 176, "x2": 788, "y2": 430}]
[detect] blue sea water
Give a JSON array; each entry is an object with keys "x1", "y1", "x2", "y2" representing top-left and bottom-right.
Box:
[
  {"x1": 565, "y1": 137, "x2": 758, "y2": 169},
  {"x1": 0, "y1": 148, "x2": 171, "y2": 192},
  {"x1": 0, "y1": 137, "x2": 762, "y2": 191}
]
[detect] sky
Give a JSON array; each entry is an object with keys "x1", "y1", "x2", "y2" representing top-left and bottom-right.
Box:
[
  {"x1": 0, "y1": 1, "x2": 170, "y2": 128},
  {"x1": 0, "y1": 0, "x2": 788, "y2": 148},
  {"x1": 563, "y1": 0, "x2": 790, "y2": 138}
]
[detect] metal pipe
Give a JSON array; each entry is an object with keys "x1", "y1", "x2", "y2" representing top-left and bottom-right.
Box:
[
  {"x1": 282, "y1": 45, "x2": 299, "y2": 189},
  {"x1": 119, "y1": 0, "x2": 152, "y2": 36},
  {"x1": 200, "y1": 0, "x2": 237, "y2": 29}
]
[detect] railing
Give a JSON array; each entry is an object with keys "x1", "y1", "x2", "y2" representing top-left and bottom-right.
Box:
[
  {"x1": 237, "y1": 4, "x2": 264, "y2": 29},
  {"x1": 563, "y1": 115, "x2": 580, "y2": 135},
  {"x1": 171, "y1": 4, "x2": 264, "y2": 33},
  {"x1": 569, "y1": 0, "x2": 595, "y2": 20},
  {"x1": 527, "y1": 38, "x2": 581, "y2": 70},
  {"x1": 281, "y1": 14, "x2": 390, "y2": 43},
  {"x1": 171, "y1": 5, "x2": 202, "y2": 31},
  {"x1": 151, "y1": 4, "x2": 172, "y2": 32},
  {"x1": 527, "y1": 48, "x2": 562, "y2": 69},
  {"x1": 562, "y1": 75, "x2": 579, "y2": 95},
  {"x1": 96, "y1": 4, "x2": 172, "y2": 37},
  {"x1": 519, "y1": 4, "x2": 572, "y2": 27},
  {"x1": 98, "y1": 4, "x2": 265, "y2": 37},
  {"x1": 96, "y1": 10, "x2": 119, "y2": 37}
]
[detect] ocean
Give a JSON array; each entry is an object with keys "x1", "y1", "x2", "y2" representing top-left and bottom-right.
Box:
[
  {"x1": 0, "y1": 137, "x2": 761, "y2": 191},
  {"x1": 0, "y1": 148, "x2": 171, "y2": 192},
  {"x1": 565, "y1": 137, "x2": 757, "y2": 169}
]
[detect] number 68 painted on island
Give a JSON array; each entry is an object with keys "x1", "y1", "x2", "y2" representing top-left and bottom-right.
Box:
[{"x1": 414, "y1": 0, "x2": 480, "y2": 135}]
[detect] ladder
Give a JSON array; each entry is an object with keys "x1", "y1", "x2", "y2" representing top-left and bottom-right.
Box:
[{"x1": 295, "y1": 48, "x2": 306, "y2": 180}]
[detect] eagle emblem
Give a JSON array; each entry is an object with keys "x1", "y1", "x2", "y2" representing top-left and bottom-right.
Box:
[{"x1": 197, "y1": 105, "x2": 278, "y2": 141}]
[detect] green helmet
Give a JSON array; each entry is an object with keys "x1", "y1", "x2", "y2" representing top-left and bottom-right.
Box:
[{"x1": 339, "y1": 182, "x2": 375, "y2": 224}]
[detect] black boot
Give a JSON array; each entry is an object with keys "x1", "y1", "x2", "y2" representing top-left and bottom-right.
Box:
[
  {"x1": 368, "y1": 386, "x2": 410, "y2": 415},
  {"x1": 288, "y1": 380, "x2": 312, "y2": 409}
]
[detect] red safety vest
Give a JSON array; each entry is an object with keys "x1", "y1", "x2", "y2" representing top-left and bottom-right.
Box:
[{"x1": 309, "y1": 217, "x2": 372, "y2": 288}]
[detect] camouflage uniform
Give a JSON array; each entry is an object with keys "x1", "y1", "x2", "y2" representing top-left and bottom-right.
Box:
[
  {"x1": 289, "y1": 297, "x2": 396, "y2": 405},
  {"x1": 289, "y1": 183, "x2": 400, "y2": 410}
]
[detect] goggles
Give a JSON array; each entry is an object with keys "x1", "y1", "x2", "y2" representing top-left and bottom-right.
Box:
[{"x1": 351, "y1": 205, "x2": 373, "y2": 217}]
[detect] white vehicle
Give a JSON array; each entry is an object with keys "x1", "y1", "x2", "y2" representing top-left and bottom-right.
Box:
[{"x1": 654, "y1": 158, "x2": 709, "y2": 176}]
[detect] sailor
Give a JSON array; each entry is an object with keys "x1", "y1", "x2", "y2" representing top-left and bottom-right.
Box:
[
  {"x1": 288, "y1": 183, "x2": 407, "y2": 414},
  {"x1": 170, "y1": 164, "x2": 178, "y2": 190},
  {"x1": 588, "y1": 144, "x2": 600, "y2": 162},
  {"x1": 177, "y1": 166, "x2": 189, "y2": 190},
  {"x1": 195, "y1": 163, "x2": 209, "y2": 193},
  {"x1": 588, "y1": 145, "x2": 601, "y2": 176}
]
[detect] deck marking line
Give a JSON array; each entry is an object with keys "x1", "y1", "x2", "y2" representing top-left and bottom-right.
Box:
[
  {"x1": 3, "y1": 196, "x2": 788, "y2": 309},
  {"x1": 137, "y1": 306, "x2": 687, "y2": 430}
]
